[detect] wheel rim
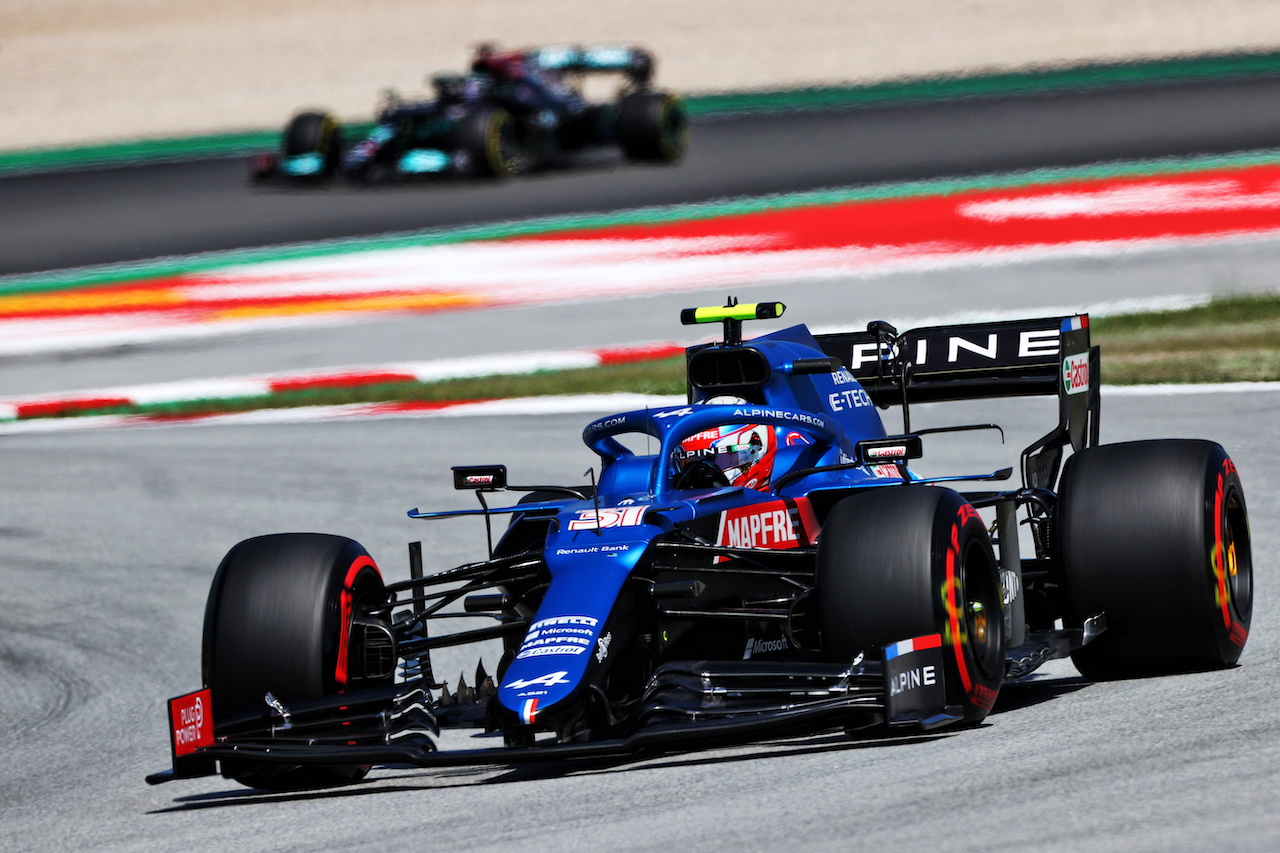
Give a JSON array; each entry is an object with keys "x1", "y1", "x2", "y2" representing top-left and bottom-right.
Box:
[
  {"x1": 1221, "y1": 489, "x2": 1252, "y2": 624},
  {"x1": 658, "y1": 100, "x2": 688, "y2": 158},
  {"x1": 962, "y1": 540, "x2": 1004, "y2": 680},
  {"x1": 485, "y1": 111, "x2": 524, "y2": 176}
]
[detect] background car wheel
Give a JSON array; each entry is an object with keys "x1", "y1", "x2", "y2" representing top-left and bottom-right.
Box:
[
  {"x1": 455, "y1": 106, "x2": 525, "y2": 177},
  {"x1": 817, "y1": 486, "x2": 1004, "y2": 725},
  {"x1": 282, "y1": 111, "x2": 343, "y2": 179},
  {"x1": 1059, "y1": 440, "x2": 1252, "y2": 680},
  {"x1": 202, "y1": 533, "x2": 389, "y2": 790},
  {"x1": 616, "y1": 91, "x2": 688, "y2": 163}
]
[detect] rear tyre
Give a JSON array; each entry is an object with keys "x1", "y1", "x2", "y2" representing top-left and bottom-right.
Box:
[
  {"x1": 282, "y1": 111, "x2": 343, "y2": 179},
  {"x1": 1059, "y1": 440, "x2": 1252, "y2": 680},
  {"x1": 616, "y1": 91, "x2": 688, "y2": 162},
  {"x1": 202, "y1": 533, "x2": 389, "y2": 790},
  {"x1": 455, "y1": 106, "x2": 525, "y2": 176},
  {"x1": 817, "y1": 487, "x2": 1004, "y2": 725}
]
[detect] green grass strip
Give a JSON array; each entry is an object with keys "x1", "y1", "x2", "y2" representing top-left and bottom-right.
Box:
[
  {"x1": 5, "y1": 146, "x2": 1280, "y2": 298},
  {"x1": 1093, "y1": 292, "x2": 1280, "y2": 384},
  {"x1": 686, "y1": 49, "x2": 1280, "y2": 116},
  {"x1": 6, "y1": 48, "x2": 1280, "y2": 176}
]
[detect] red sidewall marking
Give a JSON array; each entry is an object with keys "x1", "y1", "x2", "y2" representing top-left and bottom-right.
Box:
[
  {"x1": 946, "y1": 520, "x2": 973, "y2": 695},
  {"x1": 336, "y1": 554, "x2": 380, "y2": 689}
]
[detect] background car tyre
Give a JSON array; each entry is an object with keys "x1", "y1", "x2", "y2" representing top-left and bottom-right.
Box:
[
  {"x1": 202, "y1": 533, "x2": 390, "y2": 790},
  {"x1": 817, "y1": 486, "x2": 1005, "y2": 725},
  {"x1": 1059, "y1": 439, "x2": 1252, "y2": 680},
  {"x1": 616, "y1": 91, "x2": 688, "y2": 162},
  {"x1": 282, "y1": 111, "x2": 343, "y2": 179},
  {"x1": 455, "y1": 106, "x2": 524, "y2": 176}
]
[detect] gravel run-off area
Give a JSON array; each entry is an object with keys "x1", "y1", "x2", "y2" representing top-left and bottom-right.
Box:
[{"x1": 4, "y1": 0, "x2": 1280, "y2": 152}]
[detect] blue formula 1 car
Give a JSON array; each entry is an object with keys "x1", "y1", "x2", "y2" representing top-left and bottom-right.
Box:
[
  {"x1": 150, "y1": 300, "x2": 1253, "y2": 791},
  {"x1": 251, "y1": 44, "x2": 687, "y2": 183}
]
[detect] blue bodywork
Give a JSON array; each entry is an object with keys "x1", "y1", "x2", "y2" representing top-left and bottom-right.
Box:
[{"x1": 415, "y1": 323, "x2": 926, "y2": 729}]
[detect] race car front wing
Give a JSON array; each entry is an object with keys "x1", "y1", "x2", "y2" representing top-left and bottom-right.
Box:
[{"x1": 147, "y1": 634, "x2": 955, "y2": 785}]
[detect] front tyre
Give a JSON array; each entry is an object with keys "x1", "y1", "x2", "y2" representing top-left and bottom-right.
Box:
[
  {"x1": 455, "y1": 106, "x2": 525, "y2": 176},
  {"x1": 202, "y1": 533, "x2": 390, "y2": 790},
  {"x1": 282, "y1": 111, "x2": 343, "y2": 179},
  {"x1": 616, "y1": 91, "x2": 688, "y2": 163},
  {"x1": 1059, "y1": 440, "x2": 1252, "y2": 679},
  {"x1": 817, "y1": 487, "x2": 1004, "y2": 726}
]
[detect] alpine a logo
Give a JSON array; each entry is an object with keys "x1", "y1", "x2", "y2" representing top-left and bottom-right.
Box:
[{"x1": 1063, "y1": 352, "x2": 1090, "y2": 395}]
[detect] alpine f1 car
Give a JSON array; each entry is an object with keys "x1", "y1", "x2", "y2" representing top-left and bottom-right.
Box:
[
  {"x1": 150, "y1": 299, "x2": 1252, "y2": 791},
  {"x1": 251, "y1": 44, "x2": 687, "y2": 182}
]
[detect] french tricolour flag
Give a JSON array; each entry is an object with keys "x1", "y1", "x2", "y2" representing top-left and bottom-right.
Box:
[
  {"x1": 520, "y1": 698, "x2": 539, "y2": 725},
  {"x1": 884, "y1": 634, "x2": 943, "y2": 660},
  {"x1": 1061, "y1": 315, "x2": 1089, "y2": 332}
]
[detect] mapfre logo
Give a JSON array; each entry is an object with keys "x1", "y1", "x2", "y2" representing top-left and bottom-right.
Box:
[
  {"x1": 716, "y1": 499, "x2": 817, "y2": 551},
  {"x1": 1063, "y1": 353, "x2": 1089, "y2": 396}
]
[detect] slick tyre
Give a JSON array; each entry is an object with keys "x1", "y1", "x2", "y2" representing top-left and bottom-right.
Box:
[
  {"x1": 817, "y1": 487, "x2": 1004, "y2": 725},
  {"x1": 1059, "y1": 440, "x2": 1252, "y2": 680},
  {"x1": 455, "y1": 106, "x2": 524, "y2": 176},
  {"x1": 282, "y1": 111, "x2": 343, "y2": 179},
  {"x1": 202, "y1": 533, "x2": 389, "y2": 791},
  {"x1": 616, "y1": 91, "x2": 688, "y2": 162}
]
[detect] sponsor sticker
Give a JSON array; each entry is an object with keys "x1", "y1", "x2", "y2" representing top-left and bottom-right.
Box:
[
  {"x1": 882, "y1": 634, "x2": 948, "y2": 724},
  {"x1": 828, "y1": 388, "x2": 873, "y2": 412},
  {"x1": 168, "y1": 689, "x2": 214, "y2": 758},
  {"x1": 732, "y1": 407, "x2": 825, "y2": 428},
  {"x1": 715, "y1": 498, "x2": 820, "y2": 560},
  {"x1": 743, "y1": 635, "x2": 790, "y2": 659},
  {"x1": 552, "y1": 543, "x2": 632, "y2": 556},
  {"x1": 515, "y1": 616, "x2": 600, "y2": 660},
  {"x1": 1063, "y1": 352, "x2": 1090, "y2": 395}
]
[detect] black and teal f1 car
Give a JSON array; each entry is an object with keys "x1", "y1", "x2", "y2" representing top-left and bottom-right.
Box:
[
  {"x1": 250, "y1": 44, "x2": 687, "y2": 183},
  {"x1": 150, "y1": 300, "x2": 1252, "y2": 791}
]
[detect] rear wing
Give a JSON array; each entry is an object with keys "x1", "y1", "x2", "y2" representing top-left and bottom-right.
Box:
[{"x1": 816, "y1": 315, "x2": 1100, "y2": 490}]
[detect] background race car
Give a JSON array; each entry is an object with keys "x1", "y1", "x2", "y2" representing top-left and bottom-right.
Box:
[
  {"x1": 251, "y1": 44, "x2": 688, "y2": 182},
  {"x1": 150, "y1": 299, "x2": 1253, "y2": 792}
]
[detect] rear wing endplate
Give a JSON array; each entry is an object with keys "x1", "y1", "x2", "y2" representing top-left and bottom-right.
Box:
[{"x1": 816, "y1": 315, "x2": 1100, "y2": 489}]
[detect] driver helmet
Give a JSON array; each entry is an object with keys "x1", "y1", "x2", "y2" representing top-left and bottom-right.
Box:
[
  {"x1": 738, "y1": 431, "x2": 764, "y2": 468},
  {"x1": 677, "y1": 424, "x2": 776, "y2": 491}
]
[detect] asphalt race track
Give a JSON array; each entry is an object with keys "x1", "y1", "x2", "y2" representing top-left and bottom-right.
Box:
[
  {"x1": 3, "y1": 78, "x2": 1280, "y2": 851},
  {"x1": 7, "y1": 73, "x2": 1280, "y2": 276},
  {"x1": 1, "y1": 394, "x2": 1277, "y2": 852}
]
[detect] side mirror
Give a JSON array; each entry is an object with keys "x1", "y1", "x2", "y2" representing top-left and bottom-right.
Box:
[{"x1": 452, "y1": 465, "x2": 507, "y2": 491}]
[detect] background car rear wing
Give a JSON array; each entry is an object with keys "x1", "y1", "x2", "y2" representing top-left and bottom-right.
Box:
[{"x1": 816, "y1": 315, "x2": 1100, "y2": 490}]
